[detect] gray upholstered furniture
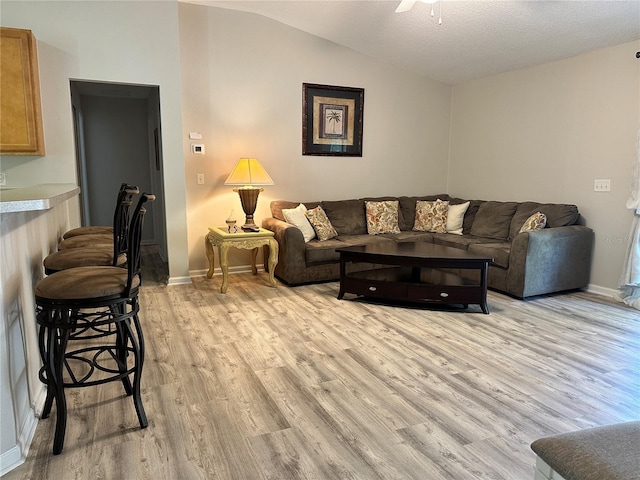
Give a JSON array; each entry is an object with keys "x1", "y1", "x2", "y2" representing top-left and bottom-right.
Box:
[
  {"x1": 531, "y1": 422, "x2": 640, "y2": 480},
  {"x1": 261, "y1": 194, "x2": 594, "y2": 298}
]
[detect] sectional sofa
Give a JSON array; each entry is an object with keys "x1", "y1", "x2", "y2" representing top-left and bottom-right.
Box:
[{"x1": 261, "y1": 194, "x2": 594, "y2": 298}]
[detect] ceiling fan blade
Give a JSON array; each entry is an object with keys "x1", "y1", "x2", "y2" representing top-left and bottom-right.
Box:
[{"x1": 395, "y1": 0, "x2": 416, "y2": 13}]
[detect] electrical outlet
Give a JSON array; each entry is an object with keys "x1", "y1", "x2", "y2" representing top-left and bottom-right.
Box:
[
  {"x1": 594, "y1": 179, "x2": 611, "y2": 192},
  {"x1": 197, "y1": 173, "x2": 204, "y2": 185},
  {"x1": 0, "y1": 173, "x2": 5, "y2": 186}
]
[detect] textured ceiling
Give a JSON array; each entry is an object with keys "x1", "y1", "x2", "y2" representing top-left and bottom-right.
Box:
[{"x1": 183, "y1": 0, "x2": 640, "y2": 85}]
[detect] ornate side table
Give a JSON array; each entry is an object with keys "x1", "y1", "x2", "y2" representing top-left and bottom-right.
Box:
[{"x1": 205, "y1": 226, "x2": 279, "y2": 293}]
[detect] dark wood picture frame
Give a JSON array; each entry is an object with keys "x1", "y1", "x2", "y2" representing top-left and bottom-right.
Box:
[{"x1": 302, "y1": 83, "x2": 364, "y2": 156}]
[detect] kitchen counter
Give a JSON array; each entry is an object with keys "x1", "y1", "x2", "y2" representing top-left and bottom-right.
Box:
[
  {"x1": 1, "y1": 183, "x2": 80, "y2": 474},
  {"x1": 0, "y1": 183, "x2": 80, "y2": 213}
]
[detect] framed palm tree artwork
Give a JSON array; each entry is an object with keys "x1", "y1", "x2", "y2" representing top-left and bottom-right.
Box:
[{"x1": 302, "y1": 83, "x2": 364, "y2": 156}]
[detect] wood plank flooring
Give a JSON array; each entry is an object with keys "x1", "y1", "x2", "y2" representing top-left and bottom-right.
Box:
[{"x1": 5, "y1": 257, "x2": 639, "y2": 479}]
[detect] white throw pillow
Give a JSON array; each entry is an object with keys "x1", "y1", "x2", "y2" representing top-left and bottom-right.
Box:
[
  {"x1": 282, "y1": 203, "x2": 316, "y2": 242},
  {"x1": 444, "y1": 201, "x2": 470, "y2": 235}
]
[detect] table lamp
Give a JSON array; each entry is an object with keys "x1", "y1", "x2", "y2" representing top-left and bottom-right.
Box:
[{"x1": 224, "y1": 158, "x2": 274, "y2": 229}]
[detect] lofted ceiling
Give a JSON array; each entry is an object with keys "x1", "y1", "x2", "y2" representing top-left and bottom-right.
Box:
[{"x1": 182, "y1": 0, "x2": 640, "y2": 85}]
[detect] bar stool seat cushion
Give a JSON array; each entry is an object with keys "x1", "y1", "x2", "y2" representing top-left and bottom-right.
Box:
[
  {"x1": 58, "y1": 233, "x2": 113, "y2": 250},
  {"x1": 43, "y1": 247, "x2": 126, "y2": 272},
  {"x1": 63, "y1": 226, "x2": 113, "y2": 239},
  {"x1": 35, "y1": 266, "x2": 140, "y2": 300}
]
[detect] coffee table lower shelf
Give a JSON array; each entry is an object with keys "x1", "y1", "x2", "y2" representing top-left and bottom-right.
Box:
[{"x1": 338, "y1": 267, "x2": 489, "y2": 313}]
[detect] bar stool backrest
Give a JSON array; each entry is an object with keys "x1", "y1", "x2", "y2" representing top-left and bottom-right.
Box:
[
  {"x1": 112, "y1": 185, "x2": 139, "y2": 265},
  {"x1": 125, "y1": 193, "x2": 155, "y2": 295}
]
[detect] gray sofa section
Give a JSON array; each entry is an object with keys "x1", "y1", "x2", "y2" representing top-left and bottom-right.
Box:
[
  {"x1": 261, "y1": 194, "x2": 594, "y2": 298},
  {"x1": 531, "y1": 422, "x2": 640, "y2": 480}
]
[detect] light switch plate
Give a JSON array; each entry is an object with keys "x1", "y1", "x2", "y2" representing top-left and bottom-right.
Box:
[{"x1": 0, "y1": 173, "x2": 5, "y2": 186}]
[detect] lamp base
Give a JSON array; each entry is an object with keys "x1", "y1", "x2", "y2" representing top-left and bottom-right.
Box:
[{"x1": 234, "y1": 187, "x2": 263, "y2": 229}]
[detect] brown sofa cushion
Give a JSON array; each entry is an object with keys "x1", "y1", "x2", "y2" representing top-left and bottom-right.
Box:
[
  {"x1": 469, "y1": 201, "x2": 518, "y2": 240},
  {"x1": 509, "y1": 202, "x2": 579, "y2": 239},
  {"x1": 322, "y1": 199, "x2": 367, "y2": 235},
  {"x1": 468, "y1": 242, "x2": 511, "y2": 268},
  {"x1": 431, "y1": 233, "x2": 501, "y2": 250},
  {"x1": 305, "y1": 238, "x2": 344, "y2": 264}
]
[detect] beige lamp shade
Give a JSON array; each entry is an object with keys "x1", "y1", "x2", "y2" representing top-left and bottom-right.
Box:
[
  {"x1": 224, "y1": 158, "x2": 274, "y2": 187},
  {"x1": 224, "y1": 158, "x2": 274, "y2": 229}
]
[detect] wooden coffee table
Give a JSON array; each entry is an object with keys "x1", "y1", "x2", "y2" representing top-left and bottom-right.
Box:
[{"x1": 336, "y1": 242, "x2": 493, "y2": 314}]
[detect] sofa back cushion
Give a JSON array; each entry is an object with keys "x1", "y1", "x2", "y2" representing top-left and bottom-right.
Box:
[
  {"x1": 508, "y1": 202, "x2": 579, "y2": 239},
  {"x1": 321, "y1": 199, "x2": 367, "y2": 235},
  {"x1": 469, "y1": 201, "x2": 519, "y2": 240},
  {"x1": 271, "y1": 200, "x2": 321, "y2": 222}
]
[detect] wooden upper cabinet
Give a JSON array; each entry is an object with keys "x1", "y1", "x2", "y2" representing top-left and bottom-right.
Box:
[{"x1": 1, "y1": 27, "x2": 45, "y2": 155}]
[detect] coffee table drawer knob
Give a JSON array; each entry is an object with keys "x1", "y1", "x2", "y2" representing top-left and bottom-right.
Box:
[
  {"x1": 369, "y1": 286, "x2": 377, "y2": 292},
  {"x1": 440, "y1": 292, "x2": 449, "y2": 298}
]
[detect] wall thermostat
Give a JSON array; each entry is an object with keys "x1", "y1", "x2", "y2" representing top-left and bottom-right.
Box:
[{"x1": 191, "y1": 144, "x2": 205, "y2": 155}]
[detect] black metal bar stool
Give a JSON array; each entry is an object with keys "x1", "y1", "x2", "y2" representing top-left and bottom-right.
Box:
[
  {"x1": 43, "y1": 187, "x2": 138, "y2": 274},
  {"x1": 57, "y1": 184, "x2": 138, "y2": 250},
  {"x1": 34, "y1": 193, "x2": 154, "y2": 454},
  {"x1": 62, "y1": 182, "x2": 137, "y2": 239}
]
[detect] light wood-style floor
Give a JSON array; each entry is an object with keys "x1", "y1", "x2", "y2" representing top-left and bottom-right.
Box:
[{"x1": 5, "y1": 254, "x2": 639, "y2": 479}]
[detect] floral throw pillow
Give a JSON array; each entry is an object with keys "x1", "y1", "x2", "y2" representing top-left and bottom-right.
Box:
[
  {"x1": 413, "y1": 200, "x2": 449, "y2": 233},
  {"x1": 365, "y1": 201, "x2": 400, "y2": 235},
  {"x1": 519, "y1": 212, "x2": 547, "y2": 234},
  {"x1": 305, "y1": 206, "x2": 338, "y2": 241}
]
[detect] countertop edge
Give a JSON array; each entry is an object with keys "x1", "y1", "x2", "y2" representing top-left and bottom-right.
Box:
[{"x1": 0, "y1": 184, "x2": 81, "y2": 213}]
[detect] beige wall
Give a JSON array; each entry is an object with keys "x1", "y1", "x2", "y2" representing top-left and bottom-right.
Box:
[
  {"x1": 449, "y1": 40, "x2": 640, "y2": 292},
  {"x1": 0, "y1": 1, "x2": 190, "y2": 282},
  {"x1": 179, "y1": 4, "x2": 452, "y2": 273}
]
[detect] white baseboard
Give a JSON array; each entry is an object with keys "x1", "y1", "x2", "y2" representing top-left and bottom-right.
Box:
[
  {"x1": 0, "y1": 445, "x2": 23, "y2": 477},
  {"x1": 189, "y1": 264, "x2": 263, "y2": 278},
  {"x1": 586, "y1": 284, "x2": 622, "y2": 300},
  {"x1": 0, "y1": 387, "x2": 43, "y2": 477},
  {"x1": 170, "y1": 264, "x2": 261, "y2": 284},
  {"x1": 183, "y1": 274, "x2": 623, "y2": 298}
]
